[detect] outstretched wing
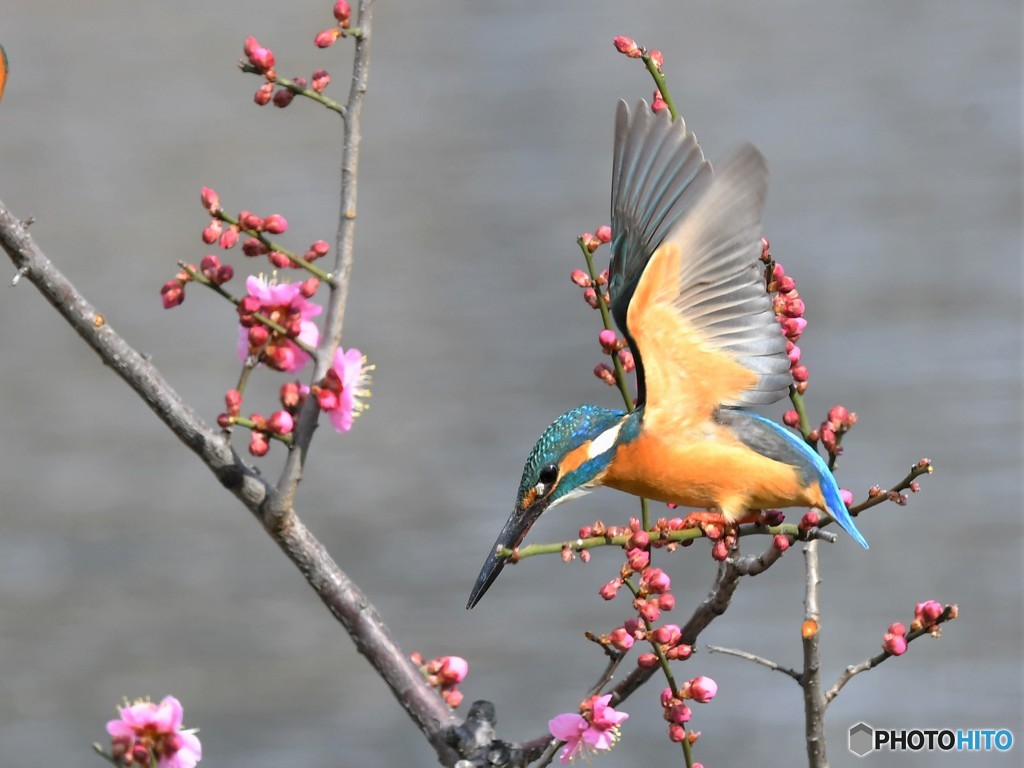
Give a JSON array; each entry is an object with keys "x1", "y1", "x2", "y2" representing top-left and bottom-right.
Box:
[
  {"x1": 625, "y1": 143, "x2": 791, "y2": 427},
  {"x1": 609, "y1": 100, "x2": 712, "y2": 403}
]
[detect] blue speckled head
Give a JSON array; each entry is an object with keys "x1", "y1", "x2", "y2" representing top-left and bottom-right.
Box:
[
  {"x1": 466, "y1": 404, "x2": 633, "y2": 609},
  {"x1": 517, "y1": 405, "x2": 627, "y2": 505}
]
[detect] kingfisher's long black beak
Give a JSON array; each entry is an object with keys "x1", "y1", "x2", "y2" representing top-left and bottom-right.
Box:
[{"x1": 467, "y1": 496, "x2": 550, "y2": 609}]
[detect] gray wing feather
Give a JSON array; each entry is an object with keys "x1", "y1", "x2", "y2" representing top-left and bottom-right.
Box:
[{"x1": 664, "y1": 145, "x2": 791, "y2": 406}]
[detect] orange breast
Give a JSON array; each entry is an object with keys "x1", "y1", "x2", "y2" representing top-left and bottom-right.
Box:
[{"x1": 601, "y1": 423, "x2": 817, "y2": 519}]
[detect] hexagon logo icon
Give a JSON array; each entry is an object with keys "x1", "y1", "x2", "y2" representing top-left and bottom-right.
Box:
[{"x1": 849, "y1": 722, "x2": 875, "y2": 757}]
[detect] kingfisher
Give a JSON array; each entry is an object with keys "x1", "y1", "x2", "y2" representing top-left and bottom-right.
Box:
[{"x1": 467, "y1": 100, "x2": 868, "y2": 609}]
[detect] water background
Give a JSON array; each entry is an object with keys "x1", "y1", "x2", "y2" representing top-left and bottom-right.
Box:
[{"x1": 1, "y1": 2, "x2": 1021, "y2": 766}]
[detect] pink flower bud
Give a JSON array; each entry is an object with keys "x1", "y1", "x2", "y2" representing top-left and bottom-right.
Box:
[
  {"x1": 628, "y1": 530, "x2": 649, "y2": 550},
  {"x1": 596, "y1": 225, "x2": 612, "y2": 243},
  {"x1": 249, "y1": 431, "x2": 270, "y2": 456},
  {"x1": 618, "y1": 348, "x2": 635, "y2": 372},
  {"x1": 263, "y1": 214, "x2": 288, "y2": 234},
  {"x1": 583, "y1": 287, "x2": 600, "y2": 308},
  {"x1": 642, "y1": 567, "x2": 671, "y2": 593},
  {"x1": 773, "y1": 533, "x2": 790, "y2": 552},
  {"x1": 781, "y1": 316, "x2": 808, "y2": 339},
  {"x1": 637, "y1": 653, "x2": 659, "y2": 669},
  {"x1": 280, "y1": 381, "x2": 302, "y2": 408},
  {"x1": 840, "y1": 488, "x2": 854, "y2": 507},
  {"x1": 241, "y1": 238, "x2": 266, "y2": 257},
  {"x1": 791, "y1": 365, "x2": 809, "y2": 383},
  {"x1": 305, "y1": 240, "x2": 330, "y2": 260},
  {"x1": 315, "y1": 28, "x2": 341, "y2": 48},
  {"x1": 248, "y1": 325, "x2": 270, "y2": 347},
  {"x1": 761, "y1": 509, "x2": 785, "y2": 526},
  {"x1": 915, "y1": 600, "x2": 943, "y2": 626},
  {"x1": 711, "y1": 539, "x2": 729, "y2": 561},
  {"x1": 254, "y1": 82, "x2": 273, "y2": 105},
  {"x1": 570, "y1": 268, "x2": 591, "y2": 287},
  {"x1": 666, "y1": 643, "x2": 692, "y2": 661},
  {"x1": 782, "y1": 410, "x2": 800, "y2": 428},
  {"x1": 593, "y1": 363, "x2": 616, "y2": 386},
  {"x1": 333, "y1": 0, "x2": 352, "y2": 22},
  {"x1": 225, "y1": 388, "x2": 242, "y2": 413},
  {"x1": 202, "y1": 220, "x2": 223, "y2": 244},
  {"x1": 160, "y1": 280, "x2": 185, "y2": 308},
  {"x1": 599, "y1": 580, "x2": 620, "y2": 600},
  {"x1": 613, "y1": 36, "x2": 642, "y2": 58},
  {"x1": 239, "y1": 211, "x2": 263, "y2": 231},
  {"x1": 668, "y1": 723, "x2": 687, "y2": 742},
  {"x1": 653, "y1": 624, "x2": 682, "y2": 646},
  {"x1": 649, "y1": 50, "x2": 664, "y2": 70},
  {"x1": 657, "y1": 593, "x2": 675, "y2": 611},
  {"x1": 443, "y1": 688, "x2": 463, "y2": 708},
  {"x1": 311, "y1": 69, "x2": 331, "y2": 92},
  {"x1": 888, "y1": 622, "x2": 907, "y2": 636},
  {"x1": 687, "y1": 676, "x2": 718, "y2": 703},
  {"x1": 316, "y1": 388, "x2": 339, "y2": 411},
  {"x1": 668, "y1": 702, "x2": 692, "y2": 724},
  {"x1": 201, "y1": 186, "x2": 221, "y2": 214},
  {"x1": 799, "y1": 511, "x2": 820, "y2": 531},
  {"x1": 828, "y1": 404, "x2": 848, "y2": 427},
  {"x1": 775, "y1": 275, "x2": 796, "y2": 294},
  {"x1": 609, "y1": 627, "x2": 634, "y2": 651},
  {"x1": 438, "y1": 656, "x2": 468, "y2": 684},
  {"x1": 783, "y1": 296, "x2": 806, "y2": 318},
  {"x1": 248, "y1": 46, "x2": 275, "y2": 73},
  {"x1": 269, "y1": 251, "x2": 292, "y2": 269},
  {"x1": 219, "y1": 227, "x2": 239, "y2": 249},
  {"x1": 637, "y1": 598, "x2": 661, "y2": 623},
  {"x1": 300, "y1": 277, "x2": 320, "y2": 298},
  {"x1": 787, "y1": 344, "x2": 802, "y2": 364},
  {"x1": 882, "y1": 632, "x2": 908, "y2": 656},
  {"x1": 272, "y1": 87, "x2": 296, "y2": 108},
  {"x1": 267, "y1": 410, "x2": 294, "y2": 435},
  {"x1": 627, "y1": 548, "x2": 650, "y2": 572},
  {"x1": 200, "y1": 254, "x2": 221, "y2": 277},
  {"x1": 599, "y1": 329, "x2": 618, "y2": 353},
  {"x1": 652, "y1": 96, "x2": 668, "y2": 113},
  {"x1": 243, "y1": 37, "x2": 260, "y2": 59}
]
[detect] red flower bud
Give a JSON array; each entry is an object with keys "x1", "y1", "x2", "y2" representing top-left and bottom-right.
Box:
[{"x1": 613, "y1": 36, "x2": 642, "y2": 58}]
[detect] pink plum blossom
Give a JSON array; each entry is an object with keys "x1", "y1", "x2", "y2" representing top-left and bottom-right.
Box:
[
  {"x1": 311, "y1": 346, "x2": 373, "y2": 432},
  {"x1": 106, "y1": 695, "x2": 201, "y2": 768},
  {"x1": 237, "y1": 275, "x2": 321, "y2": 373},
  {"x1": 548, "y1": 694, "x2": 628, "y2": 764}
]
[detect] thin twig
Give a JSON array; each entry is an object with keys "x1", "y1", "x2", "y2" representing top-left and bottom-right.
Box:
[
  {"x1": 824, "y1": 605, "x2": 958, "y2": 705},
  {"x1": 273, "y1": 0, "x2": 375, "y2": 517},
  {"x1": 706, "y1": 646, "x2": 802, "y2": 683},
  {"x1": 801, "y1": 540, "x2": 828, "y2": 768}
]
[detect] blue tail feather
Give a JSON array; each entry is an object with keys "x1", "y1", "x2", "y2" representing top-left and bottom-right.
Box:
[{"x1": 740, "y1": 412, "x2": 869, "y2": 549}]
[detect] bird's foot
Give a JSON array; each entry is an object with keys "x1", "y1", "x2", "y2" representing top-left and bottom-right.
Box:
[{"x1": 681, "y1": 510, "x2": 759, "y2": 539}]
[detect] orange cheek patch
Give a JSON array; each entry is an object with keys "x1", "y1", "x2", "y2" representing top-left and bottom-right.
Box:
[{"x1": 560, "y1": 443, "x2": 592, "y2": 476}]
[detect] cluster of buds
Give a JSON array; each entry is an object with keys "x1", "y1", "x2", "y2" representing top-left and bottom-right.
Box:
[
  {"x1": 219, "y1": 382, "x2": 305, "y2": 456},
  {"x1": 695, "y1": 518, "x2": 738, "y2": 562},
  {"x1": 237, "y1": 291, "x2": 310, "y2": 371},
  {"x1": 411, "y1": 653, "x2": 467, "y2": 708},
  {"x1": 661, "y1": 676, "x2": 716, "y2": 742},
  {"x1": 911, "y1": 599, "x2": 953, "y2": 634},
  {"x1": 243, "y1": 36, "x2": 333, "y2": 107},
  {"x1": 315, "y1": 1, "x2": 353, "y2": 48},
  {"x1": 763, "y1": 239, "x2": 810, "y2": 392},
  {"x1": 593, "y1": 328, "x2": 635, "y2": 386},
  {"x1": 882, "y1": 621, "x2": 909, "y2": 656}
]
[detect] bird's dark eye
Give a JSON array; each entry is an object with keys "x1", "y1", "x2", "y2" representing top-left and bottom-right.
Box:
[{"x1": 538, "y1": 464, "x2": 559, "y2": 485}]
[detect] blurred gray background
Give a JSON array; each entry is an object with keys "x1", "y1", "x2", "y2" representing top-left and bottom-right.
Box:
[{"x1": 1, "y1": 1, "x2": 1020, "y2": 766}]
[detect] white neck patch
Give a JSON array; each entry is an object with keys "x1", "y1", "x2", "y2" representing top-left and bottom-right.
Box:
[{"x1": 587, "y1": 422, "x2": 622, "y2": 461}]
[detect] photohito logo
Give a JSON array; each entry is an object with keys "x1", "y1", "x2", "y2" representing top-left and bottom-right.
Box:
[{"x1": 848, "y1": 722, "x2": 1014, "y2": 757}]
